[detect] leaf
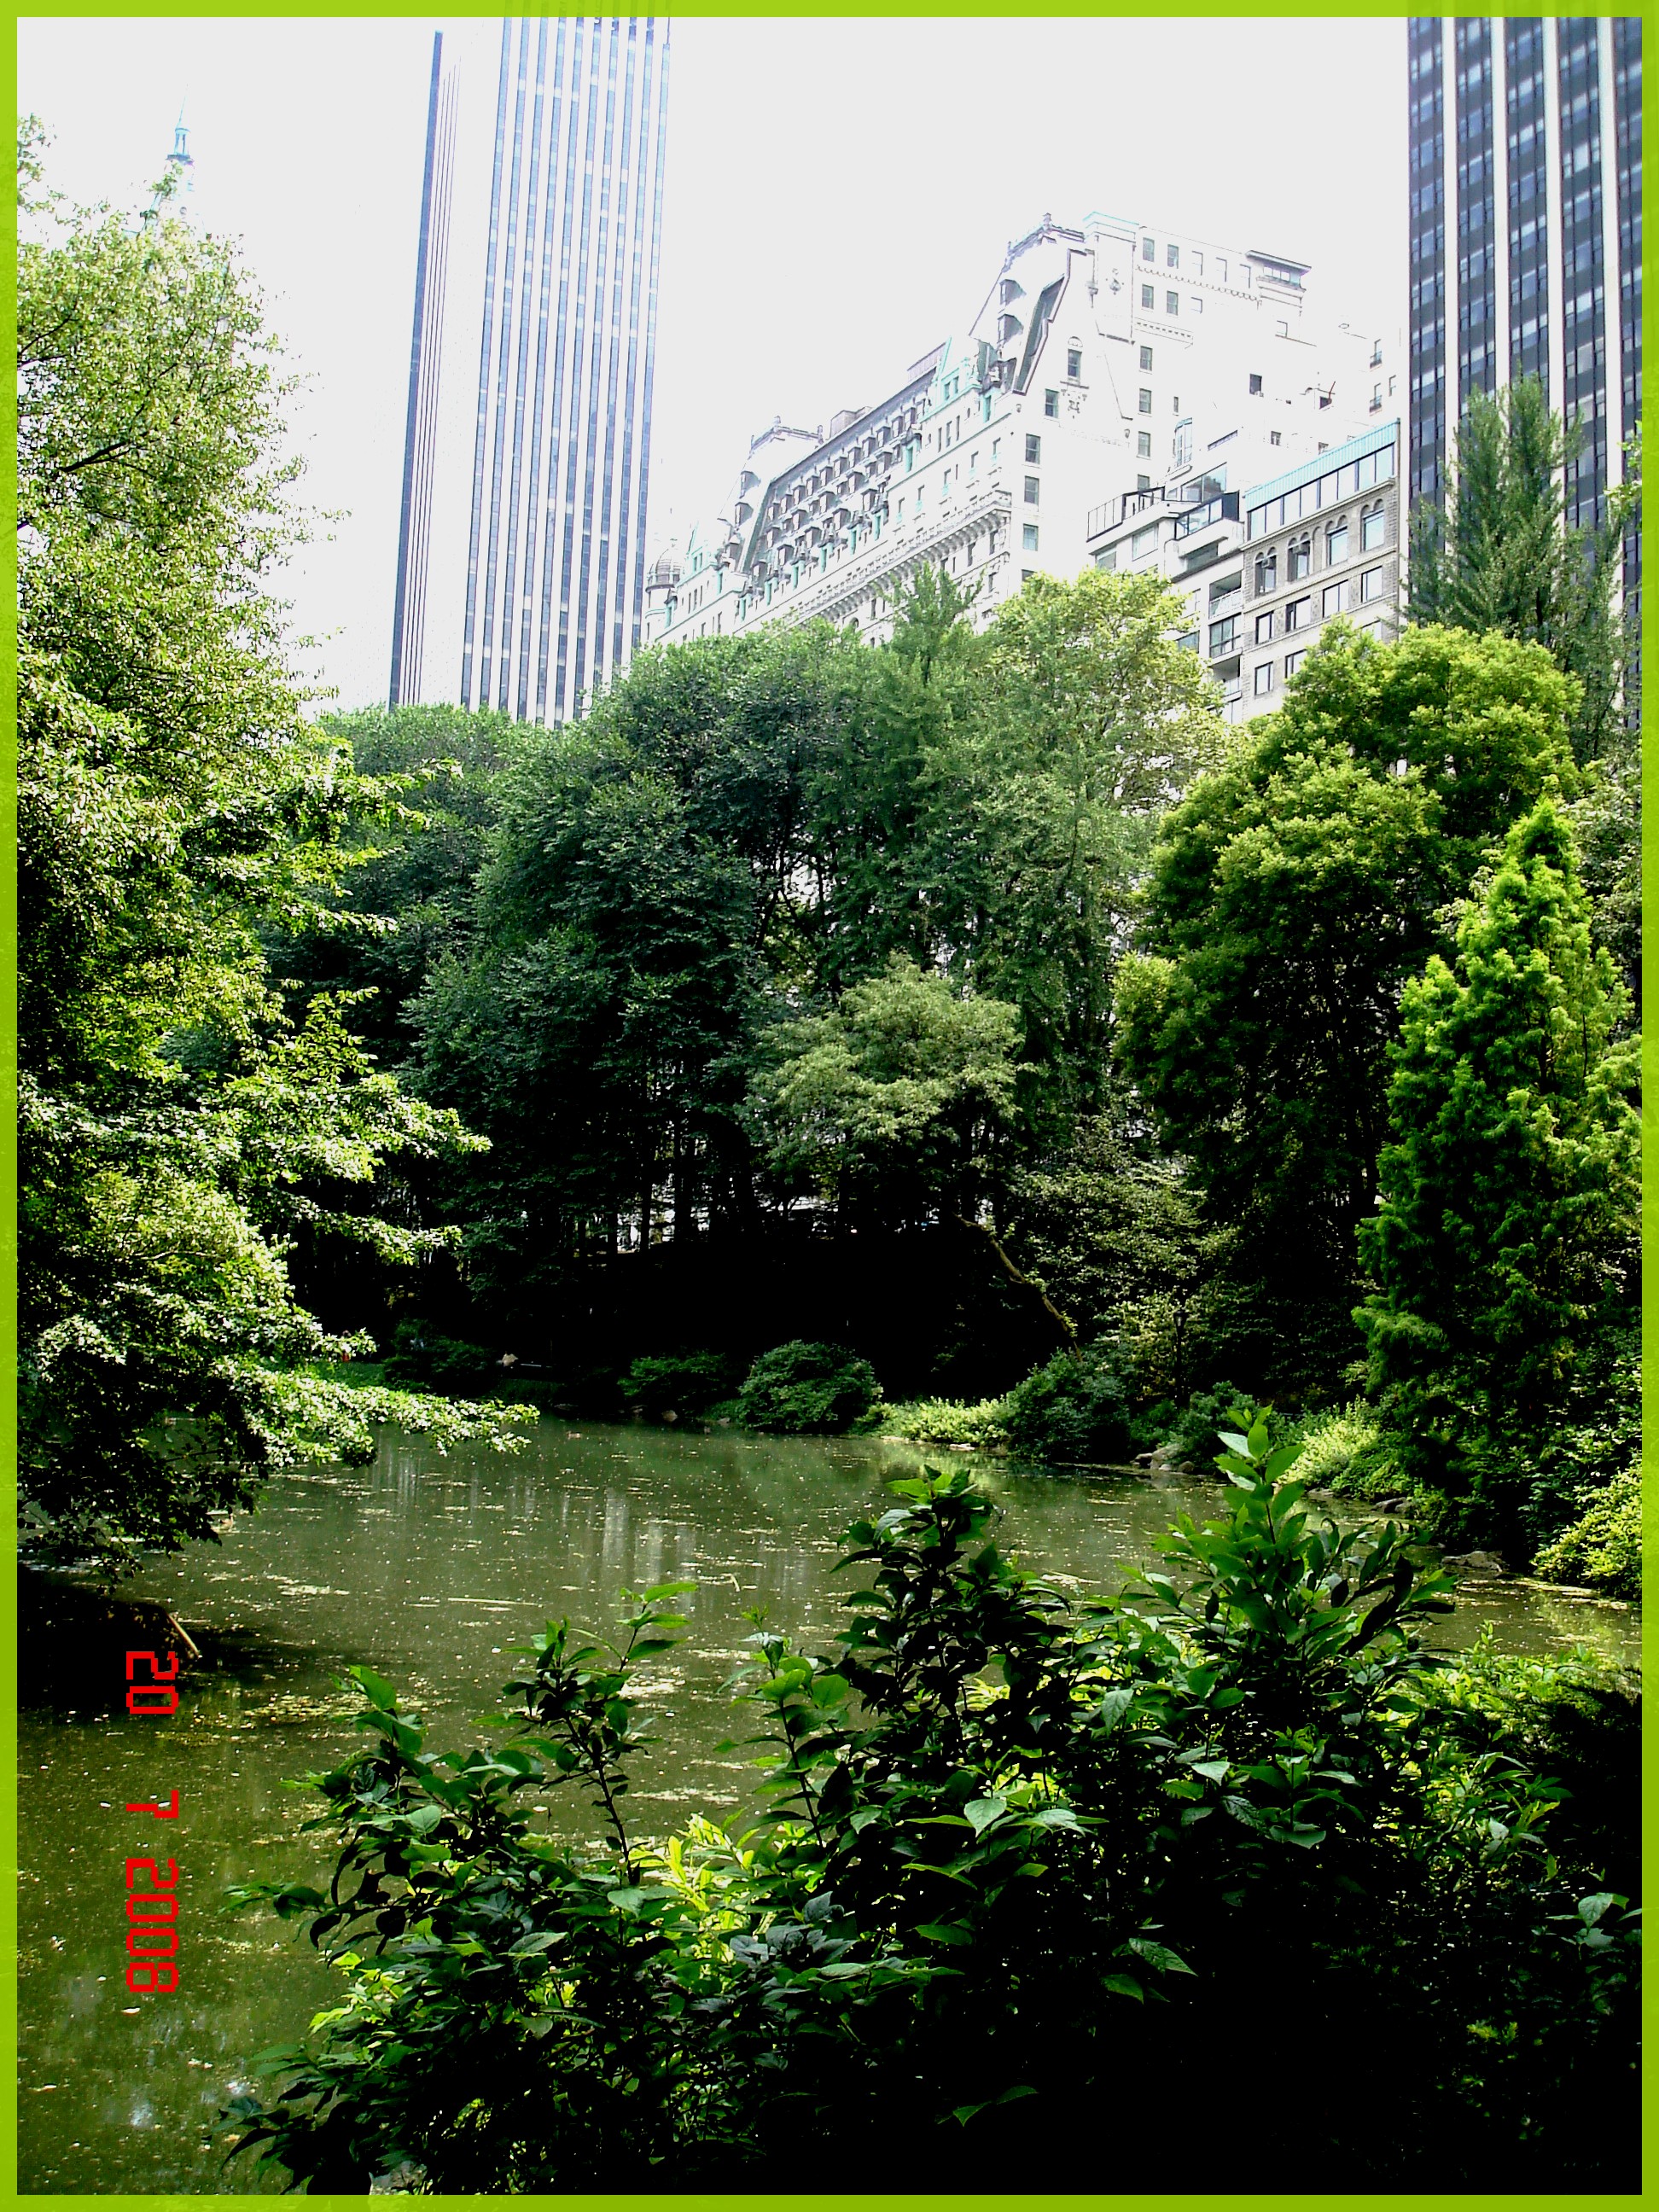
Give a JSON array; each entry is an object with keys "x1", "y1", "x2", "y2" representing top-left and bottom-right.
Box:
[
  {"x1": 1102, "y1": 1973, "x2": 1144, "y2": 2001},
  {"x1": 916, "y1": 1921, "x2": 975, "y2": 1946},
  {"x1": 349, "y1": 1666, "x2": 399, "y2": 1712},
  {"x1": 637, "y1": 1580, "x2": 699, "y2": 1603},
  {"x1": 964, "y1": 1795, "x2": 1008, "y2": 1836}
]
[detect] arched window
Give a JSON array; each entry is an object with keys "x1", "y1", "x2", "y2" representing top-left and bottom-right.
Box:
[
  {"x1": 1288, "y1": 533, "x2": 1312, "y2": 580},
  {"x1": 1325, "y1": 516, "x2": 1349, "y2": 566},
  {"x1": 1361, "y1": 500, "x2": 1388, "y2": 550},
  {"x1": 1254, "y1": 550, "x2": 1278, "y2": 594}
]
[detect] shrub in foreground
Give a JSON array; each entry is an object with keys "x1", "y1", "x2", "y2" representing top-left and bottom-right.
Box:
[
  {"x1": 735, "y1": 1340, "x2": 881, "y2": 1434},
  {"x1": 221, "y1": 1423, "x2": 1639, "y2": 2194}
]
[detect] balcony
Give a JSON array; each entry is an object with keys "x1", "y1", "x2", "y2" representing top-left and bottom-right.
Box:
[{"x1": 1173, "y1": 491, "x2": 1241, "y2": 538}]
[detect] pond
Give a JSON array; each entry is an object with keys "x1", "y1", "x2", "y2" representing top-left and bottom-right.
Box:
[{"x1": 20, "y1": 1419, "x2": 1639, "y2": 2193}]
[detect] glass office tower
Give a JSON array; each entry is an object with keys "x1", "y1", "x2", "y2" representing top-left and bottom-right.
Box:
[
  {"x1": 461, "y1": 16, "x2": 671, "y2": 723},
  {"x1": 390, "y1": 17, "x2": 671, "y2": 721},
  {"x1": 1406, "y1": 15, "x2": 1640, "y2": 545}
]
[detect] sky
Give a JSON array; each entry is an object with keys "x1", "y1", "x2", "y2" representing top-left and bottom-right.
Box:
[{"x1": 19, "y1": 15, "x2": 1407, "y2": 713}]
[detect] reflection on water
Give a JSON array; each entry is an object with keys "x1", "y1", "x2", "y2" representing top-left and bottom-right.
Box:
[{"x1": 20, "y1": 1422, "x2": 1639, "y2": 2192}]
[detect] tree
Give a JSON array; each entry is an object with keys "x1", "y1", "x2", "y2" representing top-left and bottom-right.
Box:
[
  {"x1": 749, "y1": 955, "x2": 1024, "y2": 1231},
  {"x1": 1115, "y1": 624, "x2": 1578, "y2": 1395},
  {"x1": 1356, "y1": 800, "x2": 1639, "y2": 1553},
  {"x1": 1407, "y1": 375, "x2": 1633, "y2": 763},
  {"x1": 18, "y1": 130, "x2": 527, "y2": 1573}
]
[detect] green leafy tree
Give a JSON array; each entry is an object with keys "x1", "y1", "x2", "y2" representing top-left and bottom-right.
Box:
[
  {"x1": 1357, "y1": 800, "x2": 1639, "y2": 1553},
  {"x1": 1116, "y1": 624, "x2": 1578, "y2": 1393},
  {"x1": 18, "y1": 130, "x2": 529, "y2": 1571},
  {"x1": 750, "y1": 955, "x2": 1023, "y2": 1230}
]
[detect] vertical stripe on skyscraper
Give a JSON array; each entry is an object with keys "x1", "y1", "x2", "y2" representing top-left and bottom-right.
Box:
[
  {"x1": 1454, "y1": 19, "x2": 1497, "y2": 407},
  {"x1": 391, "y1": 34, "x2": 456, "y2": 707},
  {"x1": 1557, "y1": 19, "x2": 1608, "y2": 527},
  {"x1": 462, "y1": 21, "x2": 515, "y2": 707},
  {"x1": 1406, "y1": 19, "x2": 1447, "y2": 502}
]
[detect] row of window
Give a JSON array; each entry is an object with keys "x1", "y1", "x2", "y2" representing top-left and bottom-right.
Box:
[
  {"x1": 1252, "y1": 508, "x2": 1387, "y2": 593},
  {"x1": 1247, "y1": 442, "x2": 1395, "y2": 537},
  {"x1": 1252, "y1": 566, "x2": 1387, "y2": 641},
  {"x1": 1138, "y1": 239, "x2": 1237, "y2": 287},
  {"x1": 1140, "y1": 285, "x2": 1196, "y2": 317}
]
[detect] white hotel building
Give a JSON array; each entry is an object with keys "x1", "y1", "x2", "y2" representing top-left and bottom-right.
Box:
[{"x1": 644, "y1": 211, "x2": 1394, "y2": 653}]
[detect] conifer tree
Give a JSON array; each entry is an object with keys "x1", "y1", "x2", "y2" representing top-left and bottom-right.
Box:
[{"x1": 1357, "y1": 799, "x2": 1639, "y2": 1549}]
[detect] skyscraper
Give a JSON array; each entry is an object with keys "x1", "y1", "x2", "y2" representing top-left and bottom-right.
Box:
[
  {"x1": 391, "y1": 16, "x2": 671, "y2": 724},
  {"x1": 1406, "y1": 16, "x2": 1641, "y2": 538},
  {"x1": 389, "y1": 34, "x2": 459, "y2": 709}
]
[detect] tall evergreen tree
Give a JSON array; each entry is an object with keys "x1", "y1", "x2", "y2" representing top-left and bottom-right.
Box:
[
  {"x1": 1407, "y1": 375, "x2": 1634, "y2": 763},
  {"x1": 1356, "y1": 800, "x2": 1639, "y2": 1551}
]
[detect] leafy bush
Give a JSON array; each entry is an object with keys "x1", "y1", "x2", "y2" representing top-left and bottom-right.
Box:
[
  {"x1": 1003, "y1": 1342, "x2": 1134, "y2": 1464},
  {"x1": 222, "y1": 1425, "x2": 1640, "y2": 2194},
  {"x1": 1155, "y1": 1378, "x2": 1302, "y2": 1470},
  {"x1": 875, "y1": 1395, "x2": 1009, "y2": 1448},
  {"x1": 1291, "y1": 1398, "x2": 1399, "y2": 1490},
  {"x1": 735, "y1": 1341, "x2": 882, "y2": 1435},
  {"x1": 1534, "y1": 1468, "x2": 1643, "y2": 1601},
  {"x1": 618, "y1": 1350, "x2": 742, "y2": 1420}
]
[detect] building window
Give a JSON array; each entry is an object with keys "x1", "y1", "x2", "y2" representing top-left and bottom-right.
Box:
[
  {"x1": 1167, "y1": 242, "x2": 1179, "y2": 267},
  {"x1": 1022, "y1": 568, "x2": 1035, "y2": 583},
  {"x1": 1167, "y1": 290, "x2": 1179, "y2": 315},
  {"x1": 1141, "y1": 282, "x2": 1155, "y2": 308},
  {"x1": 1137, "y1": 431, "x2": 1152, "y2": 457},
  {"x1": 991, "y1": 439, "x2": 1000, "y2": 459},
  {"x1": 1254, "y1": 661, "x2": 1275, "y2": 696},
  {"x1": 1132, "y1": 524, "x2": 1157, "y2": 556},
  {"x1": 1142, "y1": 236, "x2": 1155, "y2": 261},
  {"x1": 1254, "y1": 552, "x2": 1278, "y2": 593},
  {"x1": 1176, "y1": 628, "x2": 1200, "y2": 654},
  {"x1": 1323, "y1": 580, "x2": 1347, "y2": 619},
  {"x1": 1137, "y1": 473, "x2": 1151, "y2": 492},
  {"x1": 1362, "y1": 504, "x2": 1386, "y2": 549},
  {"x1": 1067, "y1": 347, "x2": 1082, "y2": 379},
  {"x1": 1209, "y1": 615, "x2": 1239, "y2": 655},
  {"x1": 1285, "y1": 596, "x2": 1313, "y2": 632},
  {"x1": 1249, "y1": 372, "x2": 1264, "y2": 395},
  {"x1": 1139, "y1": 344, "x2": 1154, "y2": 370},
  {"x1": 1094, "y1": 546, "x2": 1118, "y2": 572},
  {"x1": 1371, "y1": 384, "x2": 1383, "y2": 412},
  {"x1": 1360, "y1": 564, "x2": 1385, "y2": 602},
  {"x1": 1325, "y1": 520, "x2": 1349, "y2": 565},
  {"x1": 1025, "y1": 434, "x2": 1041, "y2": 463},
  {"x1": 1270, "y1": 430, "x2": 1283, "y2": 446},
  {"x1": 1284, "y1": 649, "x2": 1306, "y2": 678},
  {"x1": 1023, "y1": 523, "x2": 1039, "y2": 551},
  {"x1": 1254, "y1": 610, "x2": 1274, "y2": 643},
  {"x1": 1288, "y1": 535, "x2": 1311, "y2": 579},
  {"x1": 1370, "y1": 340, "x2": 1382, "y2": 366},
  {"x1": 1024, "y1": 475, "x2": 1040, "y2": 504},
  {"x1": 1138, "y1": 388, "x2": 1153, "y2": 414},
  {"x1": 1044, "y1": 389, "x2": 1059, "y2": 418}
]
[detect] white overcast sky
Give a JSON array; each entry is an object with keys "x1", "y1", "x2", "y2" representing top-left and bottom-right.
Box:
[{"x1": 19, "y1": 15, "x2": 1406, "y2": 712}]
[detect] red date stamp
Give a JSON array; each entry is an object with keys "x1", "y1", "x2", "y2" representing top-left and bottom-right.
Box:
[{"x1": 122, "y1": 1650, "x2": 181, "y2": 1994}]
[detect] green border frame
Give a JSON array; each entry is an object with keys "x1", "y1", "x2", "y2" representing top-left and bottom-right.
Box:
[{"x1": 6, "y1": 3, "x2": 1650, "y2": 2204}]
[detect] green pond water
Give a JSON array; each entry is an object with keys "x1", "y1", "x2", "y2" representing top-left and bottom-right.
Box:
[{"x1": 20, "y1": 1419, "x2": 1639, "y2": 2194}]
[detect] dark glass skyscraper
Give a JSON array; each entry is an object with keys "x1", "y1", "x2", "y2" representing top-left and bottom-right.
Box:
[
  {"x1": 1406, "y1": 15, "x2": 1641, "y2": 538},
  {"x1": 461, "y1": 15, "x2": 670, "y2": 723}
]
